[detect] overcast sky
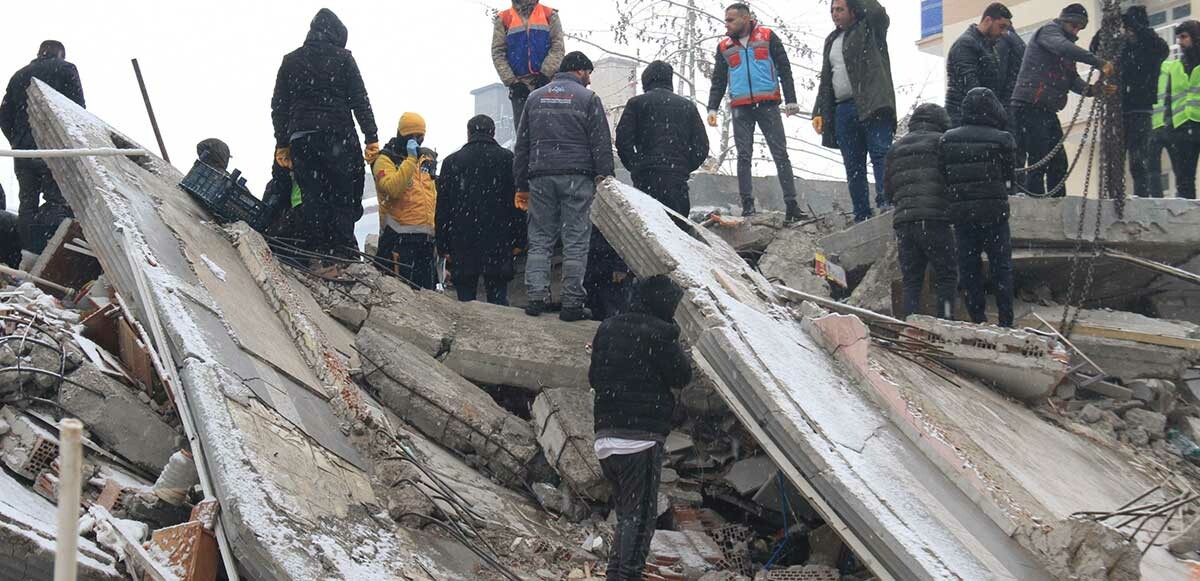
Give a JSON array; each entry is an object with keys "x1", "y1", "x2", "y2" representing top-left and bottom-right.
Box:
[{"x1": 0, "y1": 0, "x2": 941, "y2": 206}]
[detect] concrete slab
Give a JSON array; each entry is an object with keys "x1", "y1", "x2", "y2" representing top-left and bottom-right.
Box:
[
  {"x1": 593, "y1": 179, "x2": 1052, "y2": 581},
  {"x1": 531, "y1": 388, "x2": 608, "y2": 501}
]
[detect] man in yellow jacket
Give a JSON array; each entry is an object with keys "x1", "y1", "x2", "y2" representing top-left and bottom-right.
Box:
[{"x1": 372, "y1": 112, "x2": 438, "y2": 289}]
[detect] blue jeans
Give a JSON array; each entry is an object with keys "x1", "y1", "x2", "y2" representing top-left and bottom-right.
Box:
[
  {"x1": 526, "y1": 175, "x2": 595, "y2": 308},
  {"x1": 835, "y1": 101, "x2": 893, "y2": 222}
]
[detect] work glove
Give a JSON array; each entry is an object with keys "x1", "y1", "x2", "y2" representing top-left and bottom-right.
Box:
[
  {"x1": 407, "y1": 139, "x2": 420, "y2": 158},
  {"x1": 1101, "y1": 61, "x2": 1115, "y2": 78},
  {"x1": 707, "y1": 111, "x2": 719, "y2": 127},
  {"x1": 515, "y1": 191, "x2": 530, "y2": 211},
  {"x1": 512, "y1": 247, "x2": 524, "y2": 256},
  {"x1": 613, "y1": 272, "x2": 628, "y2": 284},
  {"x1": 783, "y1": 103, "x2": 801, "y2": 117},
  {"x1": 275, "y1": 147, "x2": 292, "y2": 169},
  {"x1": 812, "y1": 116, "x2": 823, "y2": 135},
  {"x1": 364, "y1": 142, "x2": 380, "y2": 164}
]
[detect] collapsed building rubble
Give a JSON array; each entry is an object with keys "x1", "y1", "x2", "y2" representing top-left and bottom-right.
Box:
[{"x1": 8, "y1": 78, "x2": 1200, "y2": 581}]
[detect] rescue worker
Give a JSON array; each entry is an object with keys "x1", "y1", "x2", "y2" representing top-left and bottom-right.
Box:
[
  {"x1": 513, "y1": 51, "x2": 613, "y2": 322},
  {"x1": 0, "y1": 40, "x2": 85, "y2": 254},
  {"x1": 616, "y1": 60, "x2": 709, "y2": 216},
  {"x1": 1154, "y1": 20, "x2": 1200, "y2": 199},
  {"x1": 271, "y1": 9, "x2": 378, "y2": 264},
  {"x1": 945, "y1": 3, "x2": 1013, "y2": 127},
  {"x1": 435, "y1": 115, "x2": 525, "y2": 305},
  {"x1": 813, "y1": 0, "x2": 897, "y2": 223},
  {"x1": 941, "y1": 88, "x2": 1017, "y2": 328},
  {"x1": 373, "y1": 113, "x2": 438, "y2": 289},
  {"x1": 493, "y1": 0, "x2": 565, "y2": 132},
  {"x1": 1010, "y1": 4, "x2": 1113, "y2": 197},
  {"x1": 707, "y1": 3, "x2": 803, "y2": 220},
  {"x1": 882, "y1": 103, "x2": 955, "y2": 320},
  {"x1": 590, "y1": 275, "x2": 693, "y2": 581}
]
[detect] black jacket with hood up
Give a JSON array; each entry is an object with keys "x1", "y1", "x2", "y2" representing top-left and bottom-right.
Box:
[
  {"x1": 1089, "y1": 6, "x2": 1169, "y2": 111},
  {"x1": 940, "y1": 88, "x2": 1016, "y2": 224},
  {"x1": 591, "y1": 275, "x2": 693, "y2": 441},
  {"x1": 1, "y1": 55, "x2": 84, "y2": 150},
  {"x1": 883, "y1": 103, "x2": 951, "y2": 225},
  {"x1": 615, "y1": 62, "x2": 709, "y2": 182},
  {"x1": 270, "y1": 9, "x2": 378, "y2": 148}
]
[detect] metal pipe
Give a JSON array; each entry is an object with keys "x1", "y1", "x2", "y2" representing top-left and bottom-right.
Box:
[
  {"x1": 131, "y1": 59, "x2": 169, "y2": 162},
  {"x1": 54, "y1": 418, "x2": 84, "y2": 581},
  {"x1": 0, "y1": 264, "x2": 76, "y2": 295}
]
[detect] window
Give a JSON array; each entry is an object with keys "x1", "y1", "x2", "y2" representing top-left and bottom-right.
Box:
[
  {"x1": 1174, "y1": 4, "x2": 1191, "y2": 20},
  {"x1": 1149, "y1": 10, "x2": 1168, "y2": 27}
]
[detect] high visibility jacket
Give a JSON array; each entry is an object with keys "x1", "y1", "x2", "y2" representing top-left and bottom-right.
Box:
[
  {"x1": 374, "y1": 151, "x2": 437, "y2": 235},
  {"x1": 718, "y1": 27, "x2": 782, "y2": 107},
  {"x1": 1153, "y1": 60, "x2": 1200, "y2": 129},
  {"x1": 501, "y1": 4, "x2": 554, "y2": 78}
]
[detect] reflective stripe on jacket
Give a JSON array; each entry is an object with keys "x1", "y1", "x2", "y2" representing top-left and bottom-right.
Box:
[
  {"x1": 1153, "y1": 60, "x2": 1200, "y2": 129},
  {"x1": 719, "y1": 27, "x2": 781, "y2": 107},
  {"x1": 501, "y1": 4, "x2": 554, "y2": 78}
]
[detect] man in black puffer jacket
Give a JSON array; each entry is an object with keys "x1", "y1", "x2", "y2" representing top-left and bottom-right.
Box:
[
  {"x1": 941, "y1": 88, "x2": 1016, "y2": 328},
  {"x1": 883, "y1": 103, "x2": 955, "y2": 320},
  {"x1": 616, "y1": 61, "x2": 709, "y2": 216},
  {"x1": 271, "y1": 9, "x2": 379, "y2": 261},
  {"x1": 590, "y1": 275, "x2": 692, "y2": 581}
]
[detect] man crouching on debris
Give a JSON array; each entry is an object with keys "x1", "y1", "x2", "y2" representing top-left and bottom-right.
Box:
[
  {"x1": 941, "y1": 87, "x2": 1017, "y2": 327},
  {"x1": 590, "y1": 275, "x2": 693, "y2": 580},
  {"x1": 883, "y1": 103, "x2": 956, "y2": 320}
]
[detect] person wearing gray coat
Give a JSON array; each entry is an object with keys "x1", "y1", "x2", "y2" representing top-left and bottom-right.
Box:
[{"x1": 513, "y1": 51, "x2": 614, "y2": 322}]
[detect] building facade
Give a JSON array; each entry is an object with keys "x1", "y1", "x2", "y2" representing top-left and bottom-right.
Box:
[{"x1": 921, "y1": 0, "x2": 1195, "y2": 198}]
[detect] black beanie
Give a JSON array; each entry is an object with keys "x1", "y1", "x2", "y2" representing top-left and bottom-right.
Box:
[
  {"x1": 560, "y1": 51, "x2": 594, "y2": 73},
  {"x1": 1060, "y1": 3, "x2": 1089, "y2": 27}
]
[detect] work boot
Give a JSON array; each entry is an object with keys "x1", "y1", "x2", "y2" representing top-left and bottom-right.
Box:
[
  {"x1": 525, "y1": 299, "x2": 546, "y2": 317},
  {"x1": 741, "y1": 197, "x2": 757, "y2": 217},
  {"x1": 784, "y1": 200, "x2": 810, "y2": 223},
  {"x1": 559, "y1": 306, "x2": 592, "y2": 322}
]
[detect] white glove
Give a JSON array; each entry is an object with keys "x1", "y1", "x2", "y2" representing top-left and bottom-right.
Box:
[{"x1": 783, "y1": 103, "x2": 801, "y2": 117}]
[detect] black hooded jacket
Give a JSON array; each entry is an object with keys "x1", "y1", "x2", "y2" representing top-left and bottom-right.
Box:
[
  {"x1": 940, "y1": 88, "x2": 1016, "y2": 224},
  {"x1": 435, "y1": 134, "x2": 526, "y2": 279},
  {"x1": 1, "y1": 55, "x2": 84, "y2": 150},
  {"x1": 615, "y1": 62, "x2": 709, "y2": 181},
  {"x1": 883, "y1": 103, "x2": 951, "y2": 225},
  {"x1": 591, "y1": 275, "x2": 693, "y2": 440},
  {"x1": 1089, "y1": 6, "x2": 1169, "y2": 111},
  {"x1": 270, "y1": 9, "x2": 378, "y2": 148}
]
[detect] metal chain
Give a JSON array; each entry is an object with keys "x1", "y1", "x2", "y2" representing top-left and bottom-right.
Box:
[{"x1": 1017, "y1": 69, "x2": 1098, "y2": 176}]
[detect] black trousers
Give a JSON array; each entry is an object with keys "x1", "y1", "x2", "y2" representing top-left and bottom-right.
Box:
[
  {"x1": 1167, "y1": 128, "x2": 1200, "y2": 200},
  {"x1": 955, "y1": 220, "x2": 1014, "y2": 328},
  {"x1": 1144, "y1": 129, "x2": 1166, "y2": 198},
  {"x1": 601, "y1": 444, "x2": 664, "y2": 581},
  {"x1": 632, "y1": 173, "x2": 691, "y2": 216},
  {"x1": 895, "y1": 220, "x2": 957, "y2": 320},
  {"x1": 509, "y1": 76, "x2": 548, "y2": 135},
  {"x1": 1125, "y1": 112, "x2": 1160, "y2": 198},
  {"x1": 453, "y1": 272, "x2": 510, "y2": 306},
  {"x1": 732, "y1": 102, "x2": 798, "y2": 206},
  {"x1": 376, "y1": 229, "x2": 437, "y2": 290},
  {"x1": 14, "y1": 157, "x2": 70, "y2": 253},
  {"x1": 1014, "y1": 106, "x2": 1068, "y2": 197},
  {"x1": 290, "y1": 130, "x2": 365, "y2": 257}
]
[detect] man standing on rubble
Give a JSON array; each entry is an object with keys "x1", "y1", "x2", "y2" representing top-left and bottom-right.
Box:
[
  {"x1": 1010, "y1": 4, "x2": 1113, "y2": 197},
  {"x1": 271, "y1": 8, "x2": 379, "y2": 267},
  {"x1": 436, "y1": 115, "x2": 525, "y2": 305},
  {"x1": 617, "y1": 61, "x2": 709, "y2": 216},
  {"x1": 0, "y1": 40, "x2": 84, "y2": 254},
  {"x1": 945, "y1": 3, "x2": 1013, "y2": 127},
  {"x1": 1154, "y1": 21, "x2": 1200, "y2": 200},
  {"x1": 493, "y1": 0, "x2": 565, "y2": 133},
  {"x1": 513, "y1": 51, "x2": 614, "y2": 322},
  {"x1": 707, "y1": 3, "x2": 804, "y2": 221},
  {"x1": 1091, "y1": 6, "x2": 1169, "y2": 199},
  {"x1": 373, "y1": 113, "x2": 438, "y2": 290},
  {"x1": 941, "y1": 88, "x2": 1017, "y2": 328},
  {"x1": 813, "y1": 0, "x2": 897, "y2": 224},
  {"x1": 590, "y1": 275, "x2": 693, "y2": 581}
]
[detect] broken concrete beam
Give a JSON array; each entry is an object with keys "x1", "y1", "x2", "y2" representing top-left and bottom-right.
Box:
[
  {"x1": 531, "y1": 388, "x2": 609, "y2": 501},
  {"x1": 357, "y1": 325, "x2": 538, "y2": 485},
  {"x1": 756, "y1": 227, "x2": 833, "y2": 300},
  {"x1": 364, "y1": 278, "x2": 597, "y2": 392},
  {"x1": 593, "y1": 179, "x2": 1053, "y2": 580},
  {"x1": 58, "y1": 361, "x2": 178, "y2": 473},
  {"x1": 906, "y1": 316, "x2": 1070, "y2": 401}
]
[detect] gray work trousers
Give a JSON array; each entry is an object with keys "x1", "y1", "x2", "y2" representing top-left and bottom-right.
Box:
[{"x1": 526, "y1": 174, "x2": 595, "y2": 308}]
